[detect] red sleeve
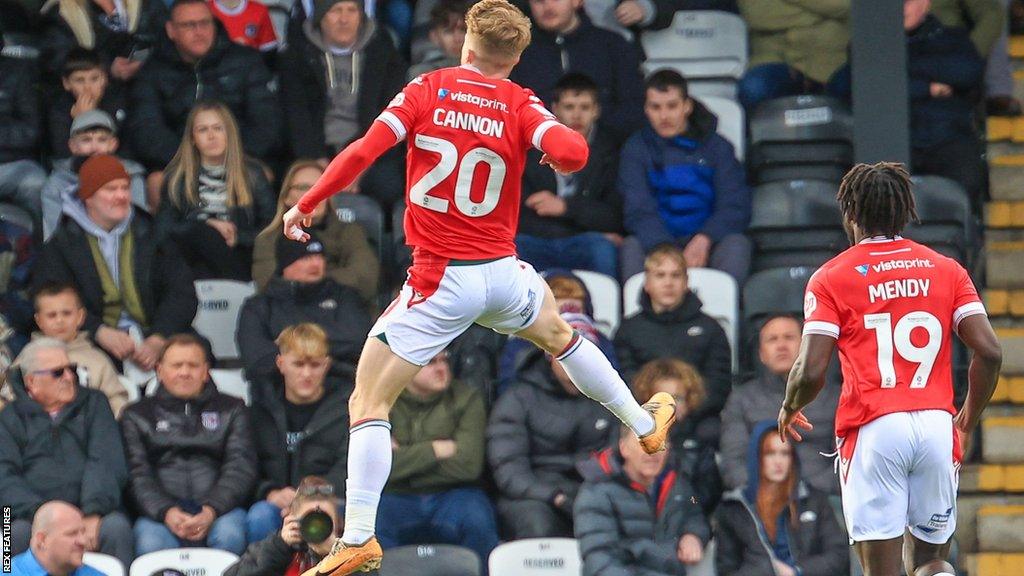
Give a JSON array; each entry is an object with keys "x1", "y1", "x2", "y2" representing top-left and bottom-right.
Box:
[
  {"x1": 376, "y1": 75, "x2": 432, "y2": 142},
  {"x1": 255, "y1": 5, "x2": 278, "y2": 50},
  {"x1": 296, "y1": 121, "x2": 400, "y2": 214},
  {"x1": 952, "y1": 262, "x2": 985, "y2": 330},
  {"x1": 803, "y1": 267, "x2": 842, "y2": 339},
  {"x1": 517, "y1": 89, "x2": 589, "y2": 172}
]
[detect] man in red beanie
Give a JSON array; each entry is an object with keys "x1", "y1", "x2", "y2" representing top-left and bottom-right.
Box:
[{"x1": 33, "y1": 154, "x2": 198, "y2": 369}]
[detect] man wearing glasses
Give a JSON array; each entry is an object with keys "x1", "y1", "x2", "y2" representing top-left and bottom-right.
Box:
[
  {"x1": 127, "y1": 0, "x2": 280, "y2": 200},
  {"x1": 0, "y1": 338, "x2": 133, "y2": 567}
]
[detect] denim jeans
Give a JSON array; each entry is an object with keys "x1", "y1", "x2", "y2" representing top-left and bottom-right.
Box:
[
  {"x1": 134, "y1": 508, "x2": 248, "y2": 556},
  {"x1": 245, "y1": 500, "x2": 284, "y2": 544},
  {"x1": 376, "y1": 488, "x2": 499, "y2": 566},
  {"x1": 515, "y1": 232, "x2": 618, "y2": 278},
  {"x1": 0, "y1": 160, "x2": 45, "y2": 221},
  {"x1": 738, "y1": 63, "x2": 851, "y2": 112}
]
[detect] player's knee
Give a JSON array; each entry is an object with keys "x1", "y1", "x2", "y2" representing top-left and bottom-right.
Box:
[
  {"x1": 914, "y1": 559, "x2": 956, "y2": 576},
  {"x1": 531, "y1": 315, "x2": 574, "y2": 355},
  {"x1": 348, "y1": 389, "x2": 390, "y2": 422}
]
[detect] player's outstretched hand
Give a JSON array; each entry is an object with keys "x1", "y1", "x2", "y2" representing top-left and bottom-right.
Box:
[
  {"x1": 282, "y1": 205, "x2": 313, "y2": 242},
  {"x1": 540, "y1": 153, "x2": 573, "y2": 176},
  {"x1": 778, "y1": 407, "x2": 812, "y2": 443}
]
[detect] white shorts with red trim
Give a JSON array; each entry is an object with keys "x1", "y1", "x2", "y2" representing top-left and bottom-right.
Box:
[
  {"x1": 838, "y1": 409, "x2": 961, "y2": 544},
  {"x1": 369, "y1": 255, "x2": 546, "y2": 366}
]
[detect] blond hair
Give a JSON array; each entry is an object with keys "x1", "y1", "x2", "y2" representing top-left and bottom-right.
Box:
[
  {"x1": 465, "y1": 0, "x2": 531, "y2": 64},
  {"x1": 644, "y1": 244, "x2": 687, "y2": 273},
  {"x1": 631, "y1": 358, "x2": 706, "y2": 414},
  {"x1": 165, "y1": 101, "x2": 252, "y2": 210},
  {"x1": 276, "y1": 323, "x2": 329, "y2": 359}
]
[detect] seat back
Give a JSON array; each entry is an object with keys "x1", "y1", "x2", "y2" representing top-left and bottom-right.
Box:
[
  {"x1": 379, "y1": 544, "x2": 481, "y2": 576},
  {"x1": 697, "y1": 95, "x2": 745, "y2": 161},
  {"x1": 210, "y1": 368, "x2": 250, "y2": 405},
  {"x1": 192, "y1": 280, "x2": 256, "y2": 360},
  {"x1": 83, "y1": 552, "x2": 125, "y2": 576},
  {"x1": 623, "y1": 268, "x2": 738, "y2": 372},
  {"x1": 641, "y1": 11, "x2": 747, "y2": 80},
  {"x1": 333, "y1": 194, "x2": 385, "y2": 255},
  {"x1": 488, "y1": 538, "x2": 582, "y2": 576},
  {"x1": 742, "y1": 266, "x2": 817, "y2": 322},
  {"x1": 749, "y1": 95, "x2": 854, "y2": 145},
  {"x1": 905, "y1": 175, "x2": 975, "y2": 262},
  {"x1": 572, "y1": 270, "x2": 621, "y2": 337},
  {"x1": 750, "y1": 180, "x2": 841, "y2": 231},
  {"x1": 129, "y1": 548, "x2": 239, "y2": 576}
]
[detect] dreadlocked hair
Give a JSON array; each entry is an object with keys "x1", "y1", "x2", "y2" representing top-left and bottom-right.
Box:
[{"x1": 836, "y1": 161, "x2": 919, "y2": 239}]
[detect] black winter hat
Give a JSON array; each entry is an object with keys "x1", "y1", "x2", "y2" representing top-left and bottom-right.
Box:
[{"x1": 276, "y1": 230, "x2": 325, "y2": 275}]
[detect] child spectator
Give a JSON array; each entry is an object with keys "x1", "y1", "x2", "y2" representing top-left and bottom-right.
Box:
[
  {"x1": 715, "y1": 422, "x2": 849, "y2": 576},
  {"x1": 207, "y1": 0, "x2": 279, "y2": 52},
  {"x1": 9, "y1": 283, "x2": 128, "y2": 417},
  {"x1": 47, "y1": 48, "x2": 130, "y2": 160},
  {"x1": 157, "y1": 101, "x2": 276, "y2": 281},
  {"x1": 408, "y1": 0, "x2": 469, "y2": 78},
  {"x1": 42, "y1": 110, "x2": 147, "y2": 239}
]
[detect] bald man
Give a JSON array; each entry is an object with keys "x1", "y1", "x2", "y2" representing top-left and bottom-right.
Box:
[{"x1": 10, "y1": 501, "x2": 107, "y2": 576}]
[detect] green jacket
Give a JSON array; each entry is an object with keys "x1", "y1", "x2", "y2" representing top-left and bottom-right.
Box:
[
  {"x1": 739, "y1": 0, "x2": 850, "y2": 83},
  {"x1": 386, "y1": 380, "x2": 486, "y2": 494},
  {"x1": 931, "y1": 0, "x2": 1006, "y2": 56}
]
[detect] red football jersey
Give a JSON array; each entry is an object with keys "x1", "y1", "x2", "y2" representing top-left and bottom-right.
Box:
[
  {"x1": 208, "y1": 0, "x2": 278, "y2": 51},
  {"x1": 803, "y1": 237, "x2": 985, "y2": 438},
  {"x1": 377, "y1": 65, "x2": 562, "y2": 260}
]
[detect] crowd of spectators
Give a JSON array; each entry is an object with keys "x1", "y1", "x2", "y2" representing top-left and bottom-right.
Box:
[{"x1": 0, "y1": 0, "x2": 1003, "y2": 572}]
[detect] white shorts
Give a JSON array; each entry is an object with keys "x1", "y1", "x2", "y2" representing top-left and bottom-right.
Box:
[
  {"x1": 370, "y1": 255, "x2": 546, "y2": 366},
  {"x1": 838, "y1": 409, "x2": 961, "y2": 544}
]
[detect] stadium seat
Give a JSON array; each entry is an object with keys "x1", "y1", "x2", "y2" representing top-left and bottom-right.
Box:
[
  {"x1": 904, "y1": 175, "x2": 976, "y2": 265},
  {"x1": 488, "y1": 538, "x2": 582, "y2": 576},
  {"x1": 0, "y1": 202, "x2": 33, "y2": 234},
  {"x1": 129, "y1": 548, "x2": 239, "y2": 576},
  {"x1": 696, "y1": 95, "x2": 745, "y2": 161},
  {"x1": 624, "y1": 267, "x2": 739, "y2": 372},
  {"x1": 210, "y1": 368, "x2": 250, "y2": 405},
  {"x1": 742, "y1": 266, "x2": 817, "y2": 323},
  {"x1": 748, "y1": 179, "x2": 846, "y2": 272},
  {"x1": 748, "y1": 95, "x2": 854, "y2": 184},
  {"x1": 392, "y1": 204, "x2": 411, "y2": 284},
  {"x1": 334, "y1": 194, "x2": 386, "y2": 261},
  {"x1": 83, "y1": 552, "x2": 125, "y2": 576},
  {"x1": 378, "y1": 544, "x2": 481, "y2": 576},
  {"x1": 192, "y1": 280, "x2": 256, "y2": 362},
  {"x1": 572, "y1": 270, "x2": 621, "y2": 337},
  {"x1": 641, "y1": 11, "x2": 747, "y2": 99}
]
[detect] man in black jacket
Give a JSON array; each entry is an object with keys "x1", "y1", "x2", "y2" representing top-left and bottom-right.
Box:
[
  {"x1": 0, "y1": 49, "x2": 47, "y2": 225},
  {"x1": 613, "y1": 244, "x2": 732, "y2": 446},
  {"x1": 246, "y1": 323, "x2": 352, "y2": 544},
  {"x1": 127, "y1": 0, "x2": 280, "y2": 172},
  {"x1": 33, "y1": 155, "x2": 198, "y2": 370},
  {"x1": 279, "y1": 0, "x2": 408, "y2": 208},
  {"x1": 0, "y1": 338, "x2": 133, "y2": 566},
  {"x1": 237, "y1": 232, "x2": 372, "y2": 384},
  {"x1": 510, "y1": 0, "x2": 645, "y2": 140},
  {"x1": 574, "y1": 425, "x2": 711, "y2": 576},
  {"x1": 121, "y1": 334, "x2": 257, "y2": 556},
  {"x1": 487, "y1": 328, "x2": 614, "y2": 539},
  {"x1": 516, "y1": 73, "x2": 623, "y2": 279}
]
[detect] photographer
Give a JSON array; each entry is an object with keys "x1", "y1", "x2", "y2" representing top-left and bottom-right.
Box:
[{"x1": 225, "y1": 477, "x2": 341, "y2": 576}]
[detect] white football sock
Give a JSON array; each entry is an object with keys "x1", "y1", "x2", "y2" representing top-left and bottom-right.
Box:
[
  {"x1": 341, "y1": 419, "x2": 392, "y2": 545},
  {"x1": 556, "y1": 333, "x2": 655, "y2": 436}
]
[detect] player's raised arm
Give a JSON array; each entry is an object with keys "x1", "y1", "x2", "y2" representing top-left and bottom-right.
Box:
[{"x1": 282, "y1": 121, "x2": 401, "y2": 241}]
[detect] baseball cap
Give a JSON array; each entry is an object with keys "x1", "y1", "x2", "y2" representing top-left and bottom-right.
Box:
[{"x1": 70, "y1": 110, "x2": 117, "y2": 136}]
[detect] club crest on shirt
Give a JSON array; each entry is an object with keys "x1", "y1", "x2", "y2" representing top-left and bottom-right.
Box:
[
  {"x1": 201, "y1": 411, "x2": 219, "y2": 431},
  {"x1": 389, "y1": 92, "x2": 406, "y2": 108},
  {"x1": 245, "y1": 23, "x2": 257, "y2": 38},
  {"x1": 804, "y1": 291, "x2": 818, "y2": 316}
]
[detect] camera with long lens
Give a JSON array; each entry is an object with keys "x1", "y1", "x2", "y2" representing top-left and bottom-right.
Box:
[{"x1": 299, "y1": 509, "x2": 334, "y2": 544}]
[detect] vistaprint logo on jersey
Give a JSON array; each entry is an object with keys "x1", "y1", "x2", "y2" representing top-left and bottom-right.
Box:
[
  {"x1": 854, "y1": 264, "x2": 869, "y2": 276},
  {"x1": 857, "y1": 258, "x2": 935, "y2": 276},
  {"x1": 439, "y1": 91, "x2": 509, "y2": 112}
]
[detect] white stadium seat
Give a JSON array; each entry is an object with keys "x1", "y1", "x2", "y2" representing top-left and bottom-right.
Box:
[
  {"x1": 623, "y1": 268, "x2": 739, "y2": 372},
  {"x1": 129, "y1": 548, "x2": 239, "y2": 576},
  {"x1": 193, "y1": 280, "x2": 256, "y2": 361},
  {"x1": 571, "y1": 270, "x2": 621, "y2": 337},
  {"x1": 697, "y1": 95, "x2": 745, "y2": 161},
  {"x1": 83, "y1": 552, "x2": 125, "y2": 576},
  {"x1": 641, "y1": 10, "x2": 748, "y2": 99},
  {"x1": 211, "y1": 368, "x2": 250, "y2": 405},
  {"x1": 488, "y1": 538, "x2": 582, "y2": 576}
]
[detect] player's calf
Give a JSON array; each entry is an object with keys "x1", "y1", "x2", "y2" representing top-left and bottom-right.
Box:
[{"x1": 913, "y1": 559, "x2": 956, "y2": 576}]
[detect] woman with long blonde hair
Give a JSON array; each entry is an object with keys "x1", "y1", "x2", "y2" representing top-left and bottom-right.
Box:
[
  {"x1": 251, "y1": 160, "x2": 380, "y2": 303},
  {"x1": 714, "y1": 421, "x2": 849, "y2": 576},
  {"x1": 157, "y1": 100, "x2": 275, "y2": 280}
]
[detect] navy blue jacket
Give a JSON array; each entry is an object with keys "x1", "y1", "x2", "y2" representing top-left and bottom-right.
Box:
[
  {"x1": 509, "y1": 13, "x2": 645, "y2": 140},
  {"x1": 618, "y1": 102, "x2": 750, "y2": 251},
  {"x1": 907, "y1": 16, "x2": 984, "y2": 149}
]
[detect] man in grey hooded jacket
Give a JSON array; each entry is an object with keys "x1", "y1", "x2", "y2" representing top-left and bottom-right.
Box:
[{"x1": 33, "y1": 154, "x2": 197, "y2": 370}]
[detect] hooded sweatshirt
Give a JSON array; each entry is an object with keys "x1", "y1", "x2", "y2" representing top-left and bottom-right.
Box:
[
  {"x1": 41, "y1": 157, "x2": 146, "y2": 241},
  {"x1": 303, "y1": 18, "x2": 377, "y2": 150}
]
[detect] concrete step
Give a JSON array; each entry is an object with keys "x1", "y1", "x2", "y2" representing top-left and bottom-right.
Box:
[
  {"x1": 994, "y1": 326, "x2": 1024, "y2": 373},
  {"x1": 982, "y1": 417, "x2": 1024, "y2": 464},
  {"x1": 987, "y1": 116, "x2": 1024, "y2": 143},
  {"x1": 986, "y1": 243, "x2": 1024, "y2": 289},
  {"x1": 961, "y1": 464, "x2": 1024, "y2": 493},
  {"x1": 958, "y1": 495, "x2": 1024, "y2": 554},
  {"x1": 989, "y1": 155, "x2": 1024, "y2": 200},
  {"x1": 987, "y1": 201, "x2": 1024, "y2": 228},
  {"x1": 977, "y1": 505, "x2": 1024, "y2": 552},
  {"x1": 1010, "y1": 36, "x2": 1024, "y2": 59},
  {"x1": 966, "y1": 553, "x2": 1024, "y2": 576}
]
